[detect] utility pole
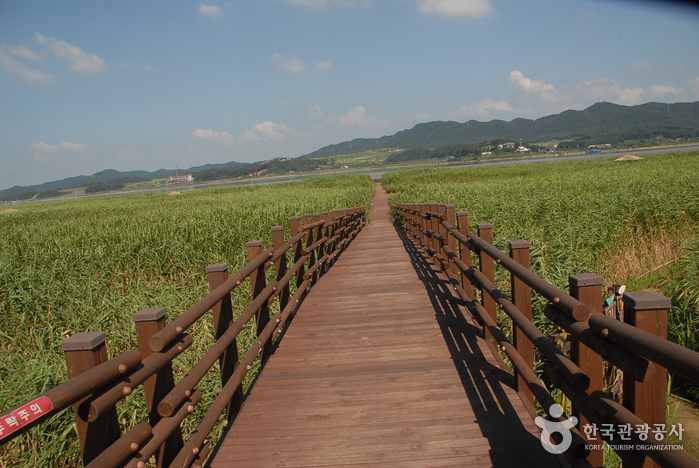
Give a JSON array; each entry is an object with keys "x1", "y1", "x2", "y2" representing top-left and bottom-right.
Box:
[{"x1": 175, "y1": 164, "x2": 179, "y2": 185}]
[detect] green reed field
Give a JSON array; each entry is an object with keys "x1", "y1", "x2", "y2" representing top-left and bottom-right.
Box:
[
  {"x1": 0, "y1": 175, "x2": 375, "y2": 468},
  {"x1": 383, "y1": 151, "x2": 699, "y2": 398}
]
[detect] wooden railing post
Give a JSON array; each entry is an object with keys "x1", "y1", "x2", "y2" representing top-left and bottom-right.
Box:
[
  {"x1": 446, "y1": 204, "x2": 458, "y2": 276},
  {"x1": 509, "y1": 241, "x2": 534, "y2": 409},
  {"x1": 412, "y1": 204, "x2": 418, "y2": 241},
  {"x1": 320, "y1": 213, "x2": 329, "y2": 276},
  {"x1": 289, "y1": 216, "x2": 305, "y2": 288},
  {"x1": 420, "y1": 204, "x2": 429, "y2": 251},
  {"x1": 568, "y1": 273, "x2": 604, "y2": 468},
  {"x1": 313, "y1": 213, "x2": 324, "y2": 279},
  {"x1": 132, "y1": 308, "x2": 184, "y2": 467},
  {"x1": 271, "y1": 226, "x2": 290, "y2": 311},
  {"x1": 430, "y1": 203, "x2": 439, "y2": 267},
  {"x1": 457, "y1": 211, "x2": 474, "y2": 301},
  {"x1": 247, "y1": 240, "x2": 273, "y2": 364},
  {"x1": 61, "y1": 332, "x2": 121, "y2": 465},
  {"x1": 477, "y1": 223, "x2": 497, "y2": 344},
  {"x1": 437, "y1": 203, "x2": 447, "y2": 271},
  {"x1": 205, "y1": 264, "x2": 244, "y2": 421},
  {"x1": 303, "y1": 213, "x2": 317, "y2": 283},
  {"x1": 622, "y1": 292, "x2": 670, "y2": 468}
]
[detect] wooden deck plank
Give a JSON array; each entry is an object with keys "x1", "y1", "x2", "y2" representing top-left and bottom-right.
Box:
[{"x1": 209, "y1": 185, "x2": 561, "y2": 468}]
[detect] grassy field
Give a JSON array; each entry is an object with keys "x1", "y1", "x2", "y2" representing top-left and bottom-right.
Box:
[
  {"x1": 383, "y1": 151, "x2": 699, "y2": 388},
  {"x1": 384, "y1": 151, "x2": 699, "y2": 464},
  {"x1": 0, "y1": 175, "x2": 375, "y2": 468}
]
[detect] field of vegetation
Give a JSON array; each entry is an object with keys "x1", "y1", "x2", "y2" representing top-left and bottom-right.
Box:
[
  {"x1": 0, "y1": 175, "x2": 375, "y2": 467},
  {"x1": 383, "y1": 152, "x2": 699, "y2": 395},
  {"x1": 384, "y1": 151, "x2": 699, "y2": 463}
]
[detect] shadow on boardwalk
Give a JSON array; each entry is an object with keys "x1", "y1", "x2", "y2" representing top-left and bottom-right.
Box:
[
  {"x1": 209, "y1": 185, "x2": 561, "y2": 468},
  {"x1": 393, "y1": 224, "x2": 560, "y2": 467}
]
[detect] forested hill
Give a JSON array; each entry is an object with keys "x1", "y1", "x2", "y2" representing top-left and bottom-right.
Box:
[
  {"x1": 0, "y1": 161, "x2": 245, "y2": 200},
  {"x1": 305, "y1": 101, "x2": 699, "y2": 157},
  {"x1": 3, "y1": 101, "x2": 698, "y2": 201}
]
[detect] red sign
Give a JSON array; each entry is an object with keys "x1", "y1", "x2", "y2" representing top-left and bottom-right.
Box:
[{"x1": 0, "y1": 396, "x2": 54, "y2": 441}]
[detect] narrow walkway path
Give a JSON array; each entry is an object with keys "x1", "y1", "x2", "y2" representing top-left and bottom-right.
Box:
[{"x1": 210, "y1": 185, "x2": 561, "y2": 467}]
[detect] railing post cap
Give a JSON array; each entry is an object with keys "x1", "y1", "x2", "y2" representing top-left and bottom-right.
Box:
[
  {"x1": 446, "y1": 204, "x2": 456, "y2": 209},
  {"x1": 456, "y1": 211, "x2": 469, "y2": 216},
  {"x1": 61, "y1": 331, "x2": 107, "y2": 351},
  {"x1": 509, "y1": 240, "x2": 530, "y2": 250},
  {"x1": 477, "y1": 222, "x2": 493, "y2": 230},
  {"x1": 289, "y1": 216, "x2": 300, "y2": 221},
  {"x1": 622, "y1": 291, "x2": 671, "y2": 310},
  {"x1": 270, "y1": 226, "x2": 284, "y2": 232},
  {"x1": 133, "y1": 308, "x2": 167, "y2": 322},
  {"x1": 205, "y1": 263, "x2": 228, "y2": 273},
  {"x1": 246, "y1": 240, "x2": 264, "y2": 248},
  {"x1": 568, "y1": 273, "x2": 604, "y2": 287}
]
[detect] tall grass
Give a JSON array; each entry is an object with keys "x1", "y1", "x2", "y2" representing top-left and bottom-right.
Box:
[
  {"x1": 0, "y1": 175, "x2": 375, "y2": 468},
  {"x1": 383, "y1": 151, "x2": 699, "y2": 393}
]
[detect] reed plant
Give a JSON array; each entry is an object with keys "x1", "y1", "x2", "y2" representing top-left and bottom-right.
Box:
[
  {"x1": 0, "y1": 175, "x2": 375, "y2": 467},
  {"x1": 383, "y1": 151, "x2": 699, "y2": 393}
]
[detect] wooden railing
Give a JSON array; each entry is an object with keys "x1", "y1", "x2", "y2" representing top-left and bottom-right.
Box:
[
  {"x1": 396, "y1": 202, "x2": 699, "y2": 468},
  {"x1": 0, "y1": 207, "x2": 366, "y2": 468}
]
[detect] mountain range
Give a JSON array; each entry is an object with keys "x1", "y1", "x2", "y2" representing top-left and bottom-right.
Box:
[
  {"x1": 306, "y1": 101, "x2": 699, "y2": 157},
  {"x1": 3, "y1": 101, "x2": 698, "y2": 201}
]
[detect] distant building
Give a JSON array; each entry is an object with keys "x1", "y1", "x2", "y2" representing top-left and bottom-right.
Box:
[{"x1": 166, "y1": 174, "x2": 194, "y2": 185}]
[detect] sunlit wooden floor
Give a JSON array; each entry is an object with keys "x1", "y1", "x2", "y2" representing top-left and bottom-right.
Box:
[{"x1": 209, "y1": 186, "x2": 561, "y2": 468}]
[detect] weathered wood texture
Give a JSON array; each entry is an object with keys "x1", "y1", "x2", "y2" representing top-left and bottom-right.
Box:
[{"x1": 210, "y1": 185, "x2": 561, "y2": 468}]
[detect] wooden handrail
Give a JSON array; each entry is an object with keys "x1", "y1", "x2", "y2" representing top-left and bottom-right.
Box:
[
  {"x1": 0, "y1": 205, "x2": 367, "y2": 468},
  {"x1": 396, "y1": 202, "x2": 699, "y2": 468}
]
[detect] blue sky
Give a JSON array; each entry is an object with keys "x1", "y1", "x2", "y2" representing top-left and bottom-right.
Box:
[{"x1": 1, "y1": 0, "x2": 698, "y2": 190}]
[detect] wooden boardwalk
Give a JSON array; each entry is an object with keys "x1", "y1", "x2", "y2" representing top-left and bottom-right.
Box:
[{"x1": 210, "y1": 186, "x2": 562, "y2": 468}]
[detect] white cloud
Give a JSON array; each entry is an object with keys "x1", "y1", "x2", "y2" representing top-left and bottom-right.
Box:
[
  {"x1": 277, "y1": 56, "x2": 307, "y2": 73},
  {"x1": 316, "y1": 61, "x2": 334, "y2": 70},
  {"x1": 30, "y1": 141, "x2": 89, "y2": 161},
  {"x1": 451, "y1": 97, "x2": 514, "y2": 119},
  {"x1": 651, "y1": 85, "x2": 685, "y2": 97},
  {"x1": 689, "y1": 77, "x2": 699, "y2": 95},
  {"x1": 577, "y1": 78, "x2": 643, "y2": 105},
  {"x1": 633, "y1": 61, "x2": 653, "y2": 70},
  {"x1": 242, "y1": 121, "x2": 293, "y2": 142},
  {"x1": 509, "y1": 70, "x2": 555, "y2": 94},
  {"x1": 5, "y1": 45, "x2": 41, "y2": 61},
  {"x1": 271, "y1": 54, "x2": 332, "y2": 74},
  {"x1": 508, "y1": 70, "x2": 566, "y2": 104},
  {"x1": 309, "y1": 104, "x2": 326, "y2": 119},
  {"x1": 417, "y1": 0, "x2": 493, "y2": 18},
  {"x1": 310, "y1": 105, "x2": 390, "y2": 128},
  {"x1": 59, "y1": 142, "x2": 89, "y2": 152},
  {"x1": 198, "y1": 4, "x2": 225, "y2": 18},
  {"x1": 35, "y1": 33, "x2": 105, "y2": 73},
  {"x1": 30, "y1": 142, "x2": 60, "y2": 154},
  {"x1": 193, "y1": 129, "x2": 236, "y2": 145},
  {"x1": 195, "y1": 123, "x2": 293, "y2": 146},
  {"x1": 338, "y1": 106, "x2": 391, "y2": 127},
  {"x1": 0, "y1": 47, "x2": 57, "y2": 83}
]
